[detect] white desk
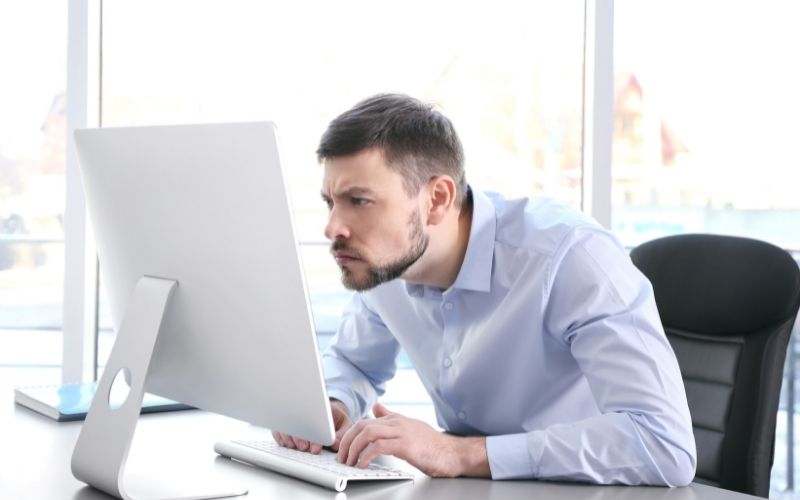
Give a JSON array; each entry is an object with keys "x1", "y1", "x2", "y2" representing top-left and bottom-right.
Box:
[{"x1": 2, "y1": 393, "x2": 758, "y2": 500}]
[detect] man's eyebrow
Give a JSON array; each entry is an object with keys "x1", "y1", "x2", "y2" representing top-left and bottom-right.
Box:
[{"x1": 324, "y1": 187, "x2": 377, "y2": 198}]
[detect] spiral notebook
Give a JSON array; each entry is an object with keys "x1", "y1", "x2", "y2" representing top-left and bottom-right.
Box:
[{"x1": 14, "y1": 382, "x2": 193, "y2": 421}]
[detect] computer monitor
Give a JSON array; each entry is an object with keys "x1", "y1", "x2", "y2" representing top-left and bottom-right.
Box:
[{"x1": 70, "y1": 122, "x2": 335, "y2": 500}]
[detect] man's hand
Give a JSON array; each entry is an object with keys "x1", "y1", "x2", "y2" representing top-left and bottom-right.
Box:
[
  {"x1": 272, "y1": 399, "x2": 353, "y2": 454},
  {"x1": 337, "y1": 403, "x2": 491, "y2": 478}
]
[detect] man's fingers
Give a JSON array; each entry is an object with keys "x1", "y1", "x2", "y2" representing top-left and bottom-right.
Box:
[
  {"x1": 337, "y1": 419, "x2": 365, "y2": 462},
  {"x1": 274, "y1": 432, "x2": 294, "y2": 448},
  {"x1": 295, "y1": 438, "x2": 310, "y2": 451},
  {"x1": 356, "y1": 438, "x2": 400, "y2": 468},
  {"x1": 331, "y1": 426, "x2": 348, "y2": 452},
  {"x1": 337, "y1": 419, "x2": 385, "y2": 463},
  {"x1": 344, "y1": 423, "x2": 400, "y2": 466},
  {"x1": 372, "y1": 403, "x2": 394, "y2": 418},
  {"x1": 333, "y1": 404, "x2": 398, "y2": 465},
  {"x1": 273, "y1": 432, "x2": 326, "y2": 454}
]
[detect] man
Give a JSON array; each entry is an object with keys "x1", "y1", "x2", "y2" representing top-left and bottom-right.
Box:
[{"x1": 273, "y1": 93, "x2": 697, "y2": 485}]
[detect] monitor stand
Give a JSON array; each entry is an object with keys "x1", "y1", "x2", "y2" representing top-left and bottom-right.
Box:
[{"x1": 71, "y1": 276, "x2": 248, "y2": 500}]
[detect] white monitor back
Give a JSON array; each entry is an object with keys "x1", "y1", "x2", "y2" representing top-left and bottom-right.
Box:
[{"x1": 74, "y1": 122, "x2": 335, "y2": 446}]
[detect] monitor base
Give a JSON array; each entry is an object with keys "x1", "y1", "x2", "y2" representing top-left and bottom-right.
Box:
[{"x1": 70, "y1": 276, "x2": 247, "y2": 500}]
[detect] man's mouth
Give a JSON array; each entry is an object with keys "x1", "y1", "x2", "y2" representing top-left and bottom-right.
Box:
[{"x1": 331, "y1": 250, "x2": 361, "y2": 265}]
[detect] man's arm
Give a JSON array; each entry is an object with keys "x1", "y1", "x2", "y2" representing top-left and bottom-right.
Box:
[
  {"x1": 321, "y1": 295, "x2": 494, "y2": 476},
  {"x1": 274, "y1": 293, "x2": 401, "y2": 452},
  {"x1": 337, "y1": 403, "x2": 491, "y2": 477},
  {"x1": 321, "y1": 292, "x2": 401, "y2": 421},
  {"x1": 484, "y1": 228, "x2": 696, "y2": 486}
]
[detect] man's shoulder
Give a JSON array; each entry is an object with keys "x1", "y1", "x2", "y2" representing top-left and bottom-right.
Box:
[{"x1": 483, "y1": 191, "x2": 600, "y2": 257}]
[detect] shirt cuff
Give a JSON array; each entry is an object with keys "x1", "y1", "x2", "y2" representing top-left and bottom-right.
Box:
[
  {"x1": 486, "y1": 433, "x2": 535, "y2": 479},
  {"x1": 325, "y1": 387, "x2": 359, "y2": 422}
]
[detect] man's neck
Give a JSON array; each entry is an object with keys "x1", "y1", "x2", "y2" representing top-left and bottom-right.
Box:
[{"x1": 405, "y1": 196, "x2": 474, "y2": 291}]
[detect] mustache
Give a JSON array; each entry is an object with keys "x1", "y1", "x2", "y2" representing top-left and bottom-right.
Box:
[{"x1": 330, "y1": 240, "x2": 363, "y2": 259}]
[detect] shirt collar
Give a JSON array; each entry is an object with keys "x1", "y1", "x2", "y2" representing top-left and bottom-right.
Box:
[
  {"x1": 449, "y1": 187, "x2": 496, "y2": 293},
  {"x1": 404, "y1": 187, "x2": 496, "y2": 297}
]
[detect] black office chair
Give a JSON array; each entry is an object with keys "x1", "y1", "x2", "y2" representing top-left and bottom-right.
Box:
[{"x1": 630, "y1": 234, "x2": 800, "y2": 497}]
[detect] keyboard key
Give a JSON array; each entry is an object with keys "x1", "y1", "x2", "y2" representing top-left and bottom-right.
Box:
[{"x1": 215, "y1": 439, "x2": 414, "y2": 492}]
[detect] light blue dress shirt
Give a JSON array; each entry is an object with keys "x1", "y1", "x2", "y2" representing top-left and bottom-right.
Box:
[{"x1": 322, "y1": 188, "x2": 697, "y2": 486}]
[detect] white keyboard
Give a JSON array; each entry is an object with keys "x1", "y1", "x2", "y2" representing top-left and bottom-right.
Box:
[{"x1": 214, "y1": 439, "x2": 414, "y2": 492}]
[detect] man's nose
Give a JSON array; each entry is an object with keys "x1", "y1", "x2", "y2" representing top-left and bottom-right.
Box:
[{"x1": 324, "y1": 207, "x2": 351, "y2": 241}]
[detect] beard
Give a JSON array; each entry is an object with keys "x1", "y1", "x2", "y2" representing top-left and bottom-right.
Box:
[{"x1": 333, "y1": 209, "x2": 429, "y2": 292}]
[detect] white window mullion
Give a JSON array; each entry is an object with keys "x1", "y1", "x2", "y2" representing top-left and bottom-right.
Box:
[
  {"x1": 582, "y1": 0, "x2": 614, "y2": 229},
  {"x1": 63, "y1": 0, "x2": 101, "y2": 383}
]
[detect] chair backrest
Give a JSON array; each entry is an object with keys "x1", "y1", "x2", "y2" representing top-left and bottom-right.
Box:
[{"x1": 631, "y1": 234, "x2": 800, "y2": 497}]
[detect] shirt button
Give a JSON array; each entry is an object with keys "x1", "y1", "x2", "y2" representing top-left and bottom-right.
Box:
[
  {"x1": 444, "y1": 302, "x2": 454, "y2": 311},
  {"x1": 443, "y1": 357, "x2": 452, "y2": 368},
  {"x1": 457, "y1": 411, "x2": 467, "y2": 420}
]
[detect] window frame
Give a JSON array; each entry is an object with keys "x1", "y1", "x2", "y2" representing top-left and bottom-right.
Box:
[
  {"x1": 63, "y1": 0, "x2": 101, "y2": 383},
  {"x1": 63, "y1": 0, "x2": 615, "y2": 381}
]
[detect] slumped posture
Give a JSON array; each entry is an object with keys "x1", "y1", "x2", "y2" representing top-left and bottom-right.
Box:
[{"x1": 274, "y1": 93, "x2": 697, "y2": 485}]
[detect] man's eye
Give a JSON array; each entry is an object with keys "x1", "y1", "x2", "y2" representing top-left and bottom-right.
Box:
[{"x1": 351, "y1": 197, "x2": 370, "y2": 207}]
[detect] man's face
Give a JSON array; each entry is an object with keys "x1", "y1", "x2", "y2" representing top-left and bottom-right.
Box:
[{"x1": 321, "y1": 148, "x2": 429, "y2": 291}]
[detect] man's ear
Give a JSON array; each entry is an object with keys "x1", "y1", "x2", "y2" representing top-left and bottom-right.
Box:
[{"x1": 426, "y1": 176, "x2": 457, "y2": 226}]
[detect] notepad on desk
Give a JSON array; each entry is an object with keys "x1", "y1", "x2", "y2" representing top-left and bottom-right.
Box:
[{"x1": 14, "y1": 382, "x2": 193, "y2": 421}]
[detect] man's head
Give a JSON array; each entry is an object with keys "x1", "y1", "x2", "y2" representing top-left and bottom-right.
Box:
[{"x1": 317, "y1": 94, "x2": 468, "y2": 291}]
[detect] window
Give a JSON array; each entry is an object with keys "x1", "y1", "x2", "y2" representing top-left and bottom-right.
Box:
[
  {"x1": 612, "y1": 0, "x2": 800, "y2": 249},
  {"x1": 0, "y1": 1, "x2": 67, "y2": 386},
  {"x1": 613, "y1": 1, "x2": 800, "y2": 494},
  {"x1": 96, "y1": 0, "x2": 587, "y2": 400}
]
